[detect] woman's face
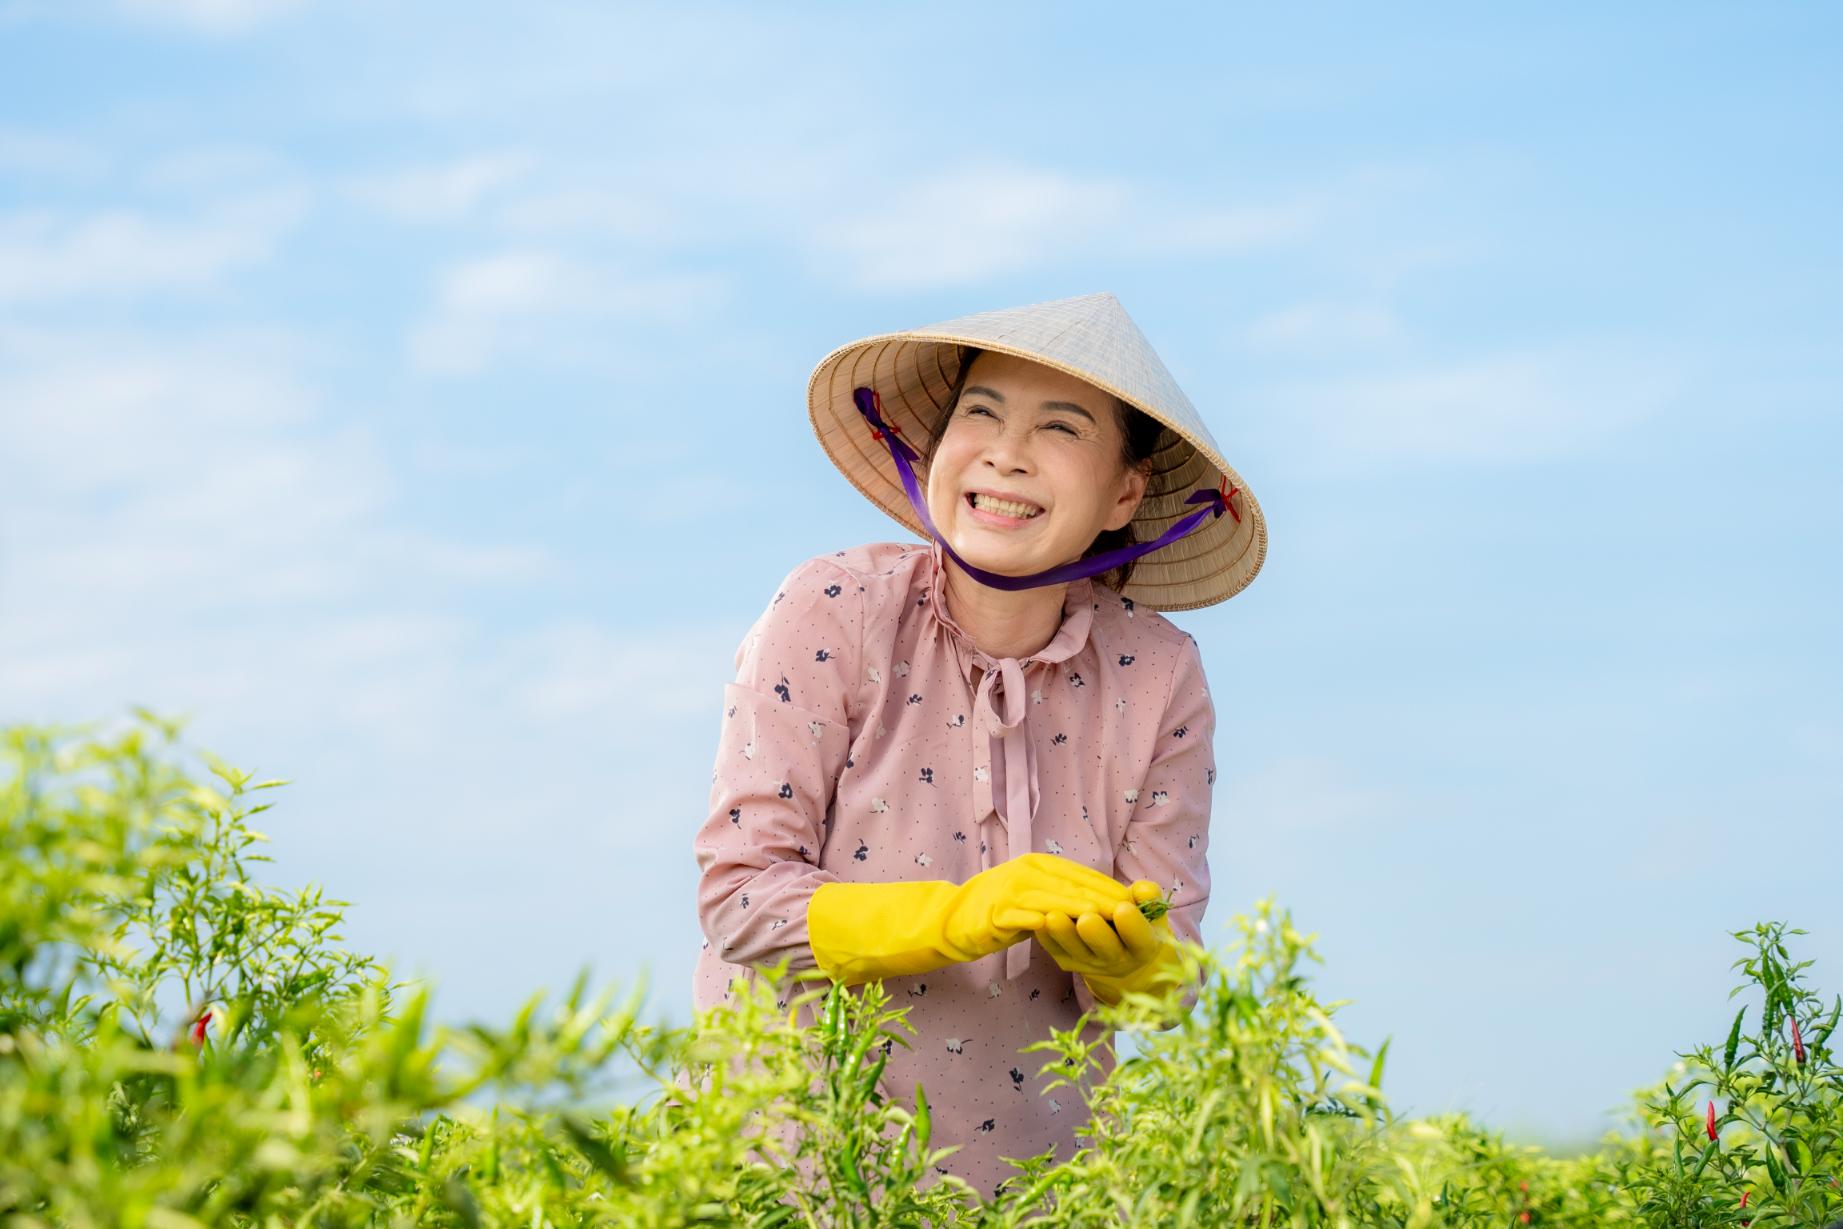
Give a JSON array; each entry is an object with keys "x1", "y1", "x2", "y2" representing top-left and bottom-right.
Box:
[{"x1": 923, "y1": 350, "x2": 1148, "y2": 579}]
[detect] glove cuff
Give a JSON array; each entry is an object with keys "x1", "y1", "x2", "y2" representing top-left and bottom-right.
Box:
[{"x1": 806, "y1": 880, "x2": 962, "y2": 985}]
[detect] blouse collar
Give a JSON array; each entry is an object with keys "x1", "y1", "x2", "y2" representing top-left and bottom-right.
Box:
[{"x1": 922, "y1": 537, "x2": 1097, "y2": 676}]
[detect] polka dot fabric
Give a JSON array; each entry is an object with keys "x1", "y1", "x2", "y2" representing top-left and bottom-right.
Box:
[{"x1": 690, "y1": 538, "x2": 1215, "y2": 1200}]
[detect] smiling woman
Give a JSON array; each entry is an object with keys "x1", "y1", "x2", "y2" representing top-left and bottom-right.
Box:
[
  {"x1": 692, "y1": 291, "x2": 1265, "y2": 1200},
  {"x1": 921, "y1": 344, "x2": 1170, "y2": 595}
]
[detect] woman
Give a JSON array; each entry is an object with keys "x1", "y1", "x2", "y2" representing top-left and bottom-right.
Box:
[{"x1": 691, "y1": 291, "x2": 1267, "y2": 1200}]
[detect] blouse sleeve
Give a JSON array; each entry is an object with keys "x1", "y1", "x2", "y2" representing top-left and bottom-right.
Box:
[
  {"x1": 1078, "y1": 633, "x2": 1216, "y2": 1020},
  {"x1": 693, "y1": 555, "x2": 862, "y2": 982}
]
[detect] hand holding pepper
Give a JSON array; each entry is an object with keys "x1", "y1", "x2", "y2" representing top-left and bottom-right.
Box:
[{"x1": 1036, "y1": 880, "x2": 1169, "y2": 979}]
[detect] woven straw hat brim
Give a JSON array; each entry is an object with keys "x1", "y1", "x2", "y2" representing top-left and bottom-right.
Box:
[{"x1": 805, "y1": 292, "x2": 1267, "y2": 612}]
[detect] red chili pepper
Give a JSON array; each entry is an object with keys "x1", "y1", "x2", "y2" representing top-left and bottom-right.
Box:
[
  {"x1": 1792, "y1": 1016, "x2": 1807, "y2": 1065},
  {"x1": 1517, "y1": 1213, "x2": 1529, "y2": 1225},
  {"x1": 190, "y1": 1010, "x2": 212, "y2": 1047},
  {"x1": 1706, "y1": 1101, "x2": 1718, "y2": 1141}
]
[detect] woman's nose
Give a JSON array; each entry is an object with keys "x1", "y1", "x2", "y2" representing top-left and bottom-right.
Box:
[{"x1": 982, "y1": 424, "x2": 1035, "y2": 469}]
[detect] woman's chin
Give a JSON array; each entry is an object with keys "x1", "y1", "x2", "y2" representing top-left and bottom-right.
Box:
[{"x1": 940, "y1": 532, "x2": 1042, "y2": 579}]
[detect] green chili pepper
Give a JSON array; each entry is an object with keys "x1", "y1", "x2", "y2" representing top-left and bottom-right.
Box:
[{"x1": 1137, "y1": 887, "x2": 1176, "y2": 922}]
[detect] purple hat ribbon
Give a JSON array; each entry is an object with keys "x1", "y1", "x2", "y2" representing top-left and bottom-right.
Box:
[{"x1": 852, "y1": 385, "x2": 1238, "y2": 592}]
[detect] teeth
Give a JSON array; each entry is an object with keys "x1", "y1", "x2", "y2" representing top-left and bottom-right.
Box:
[{"x1": 971, "y1": 494, "x2": 1041, "y2": 518}]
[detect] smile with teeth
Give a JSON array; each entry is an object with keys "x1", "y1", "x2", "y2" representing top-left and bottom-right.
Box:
[{"x1": 969, "y1": 493, "x2": 1043, "y2": 519}]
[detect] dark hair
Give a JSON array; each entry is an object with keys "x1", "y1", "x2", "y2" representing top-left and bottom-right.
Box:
[{"x1": 920, "y1": 345, "x2": 1166, "y2": 593}]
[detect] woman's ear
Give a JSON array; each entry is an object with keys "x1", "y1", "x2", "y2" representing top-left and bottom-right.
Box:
[{"x1": 1104, "y1": 464, "x2": 1151, "y2": 533}]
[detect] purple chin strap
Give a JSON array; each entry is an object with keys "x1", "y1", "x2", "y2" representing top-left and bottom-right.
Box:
[{"x1": 852, "y1": 385, "x2": 1240, "y2": 592}]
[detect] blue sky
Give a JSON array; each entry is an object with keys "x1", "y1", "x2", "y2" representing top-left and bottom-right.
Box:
[{"x1": 2, "y1": 1, "x2": 1838, "y2": 1150}]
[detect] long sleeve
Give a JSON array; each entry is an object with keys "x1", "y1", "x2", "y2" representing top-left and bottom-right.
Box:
[
  {"x1": 693, "y1": 555, "x2": 863, "y2": 979},
  {"x1": 1077, "y1": 633, "x2": 1216, "y2": 1020}
]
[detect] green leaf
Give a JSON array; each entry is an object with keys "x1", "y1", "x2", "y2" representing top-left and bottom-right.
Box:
[
  {"x1": 558, "y1": 1112, "x2": 632, "y2": 1186},
  {"x1": 1367, "y1": 1035, "x2": 1391, "y2": 1094},
  {"x1": 441, "y1": 1170, "x2": 483, "y2": 1229},
  {"x1": 1810, "y1": 996, "x2": 1841, "y2": 1049}
]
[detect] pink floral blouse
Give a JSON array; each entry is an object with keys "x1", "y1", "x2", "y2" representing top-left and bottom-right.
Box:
[{"x1": 691, "y1": 537, "x2": 1215, "y2": 1200}]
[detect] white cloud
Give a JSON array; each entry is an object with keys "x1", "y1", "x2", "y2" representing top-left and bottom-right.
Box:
[
  {"x1": 1126, "y1": 199, "x2": 1323, "y2": 258},
  {"x1": 0, "y1": 325, "x2": 563, "y2": 629},
  {"x1": 0, "y1": 324, "x2": 319, "y2": 494},
  {"x1": 407, "y1": 438, "x2": 546, "y2": 478},
  {"x1": 346, "y1": 151, "x2": 537, "y2": 223},
  {"x1": 407, "y1": 249, "x2": 729, "y2": 376},
  {"x1": 111, "y1": 0, "x2": 308, "y2": 35},
  {"x1": 0, "y1": 317, "x2": 743, "y2": 818},
  {"x1": 816, "y1": 163, "x2": 1132, "y2": 292},
  {"x1": 496, "y1": 185, "x2": 685, "y2": 243},
  {"x1": 1258, "y1": 347, "x2": 1686, "y2": 471},
  {"x1": 0, "y1": 125, "x2": 108, "y2": 180},
  {"x1": 808, "y1": 160, "x2": 1322, "y2": 293},
  {"x1": 140, "y1": 144, "x2": 298, "y2": 193},
  {"x1": 0, "y1": 188, "x2": 308, "y2": 302},
  {"x1": 1241, "y1": 301, "x2": 1405, "y2": 353}
]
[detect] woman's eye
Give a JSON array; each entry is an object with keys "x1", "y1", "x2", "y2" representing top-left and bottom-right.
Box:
[{"x1": 1047, "y1": 422, "x2": 1077, "y2": 435}]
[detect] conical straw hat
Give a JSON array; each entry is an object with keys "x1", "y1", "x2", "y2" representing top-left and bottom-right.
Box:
[{"x1": 806, "y1": 291, "x2": 1267, "y2": 611}]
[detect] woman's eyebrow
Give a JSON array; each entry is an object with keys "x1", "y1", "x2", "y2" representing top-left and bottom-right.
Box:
[{"x1": 963, "y1": 385, "x2": 1095, "y2": 423}]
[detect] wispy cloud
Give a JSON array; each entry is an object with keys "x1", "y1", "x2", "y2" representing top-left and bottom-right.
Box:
[
  {"x1": 0, "y1": 309, "x2": 744, "y2": 965},
  {"x1": 0, "y1": 189, "x2": 308, "y2": 301},
  {"x1": 0, "y1": 125, "x2": 108, "y2": 180},
  {"x1": 813, "y1": 163, "x2": 1132, "y2": 292},
  {"x1": 111, "y1": 0, "x2": 309, "y2": 35},
  {"x1": 406, "y1": 249, "x2": 729, "y2": 376},
  {"x1": 140, "y1": 144, "x2": 298, "y2": 193},
  {"x1": 1241, "y1": 300, "x2": 1406, "y2": 353},
  {"x1": 808, "y1": 160, "x2": 1323, "y2": 293},
  {"x1": 496, "y1": 184, "x2": 686, "y2": 244},
  {"x1": 346, "y1": 151, "x2": 537, "y2": 223},
  {"x1": 1256, "y1": 346, "x2": 1687, "y2": 471},
  {"x1": 0, "y1": 324, "x2": 561, "y2": 623},
  {"x1": 1124, "y1": 198, "x2": 1323, "y2": 258}
]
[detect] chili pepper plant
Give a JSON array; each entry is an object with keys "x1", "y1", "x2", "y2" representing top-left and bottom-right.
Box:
[{"x1": 2, "y1": 710, "x2": 1838, "y2": 1227}]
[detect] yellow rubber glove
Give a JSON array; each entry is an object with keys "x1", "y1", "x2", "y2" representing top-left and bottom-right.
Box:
[
  {"x1": 1037, "y1": 880, "x2": 1187, "y2": 1007},
  {"x1": 806, "y1": 852, "x2": 1134, "y2": 986}
]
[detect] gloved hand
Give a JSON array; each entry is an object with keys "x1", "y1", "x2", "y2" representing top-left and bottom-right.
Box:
[
  {"x1": 806, "y1": 852, "x2": 1134, "y2": 986},
  {"x1": 1037, "y1": 880, "x2": 1186, "y2": 1005}
]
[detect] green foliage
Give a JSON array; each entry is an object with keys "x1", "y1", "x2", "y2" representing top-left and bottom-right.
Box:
[{"x1": 1, "y1": 710, "x2": 1838, "y2": 1227}]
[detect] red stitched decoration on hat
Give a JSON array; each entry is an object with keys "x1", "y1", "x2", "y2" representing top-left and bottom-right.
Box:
[{"x1": 1219, "y1": 475, "x2": 1242, "y2": 524}]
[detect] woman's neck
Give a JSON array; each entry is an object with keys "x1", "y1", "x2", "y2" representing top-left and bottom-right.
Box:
[{"x1": 942, "y1": 556, "x2": 1069, "y2": 662}]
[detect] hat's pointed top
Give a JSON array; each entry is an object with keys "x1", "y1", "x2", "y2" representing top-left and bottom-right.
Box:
[
  {"x1": 905, "y1": 291, "x2": 1200, "y2": 439},
  {"x1": 912, "y1": 291, "x2": 1133, "y2": 348}
]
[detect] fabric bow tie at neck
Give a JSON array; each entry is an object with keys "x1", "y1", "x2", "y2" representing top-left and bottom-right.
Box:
[{"x1": 852, "y1": 385, "x2": 1239, "y2": 593}]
